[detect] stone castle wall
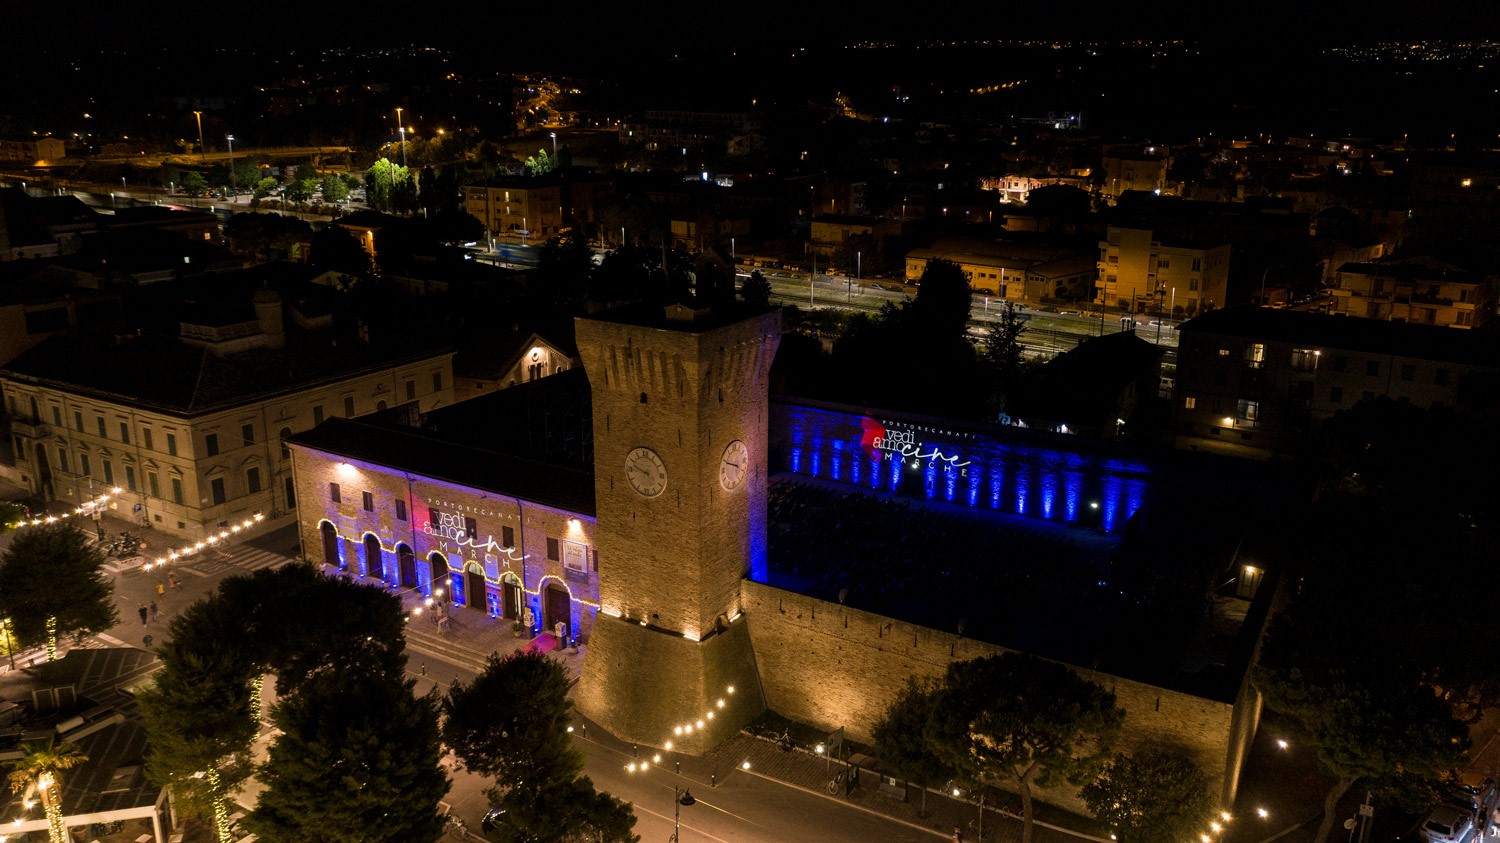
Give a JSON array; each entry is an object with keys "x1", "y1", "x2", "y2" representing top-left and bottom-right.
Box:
[{"x1": 742, "y1": 580, "x2": 1240, "y2": 813}]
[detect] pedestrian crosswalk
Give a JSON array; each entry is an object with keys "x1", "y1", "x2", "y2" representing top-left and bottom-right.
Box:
[{"x1": 178, "y1": 547, "x2": 295, "y2": 577}]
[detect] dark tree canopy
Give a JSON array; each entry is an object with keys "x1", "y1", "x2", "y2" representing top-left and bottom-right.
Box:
[
  {"x1": 247, "y1": 665, "x2": 449, "y2": 843},
  {"x1": 442, "y1": 650, "x2": 582, "y2": 793},
  {"x1": 1080, "y1": 747, "x2": 1215, "y2": 843},
  {"x1": 927, "y1": 653, "x2": 1124, "y2": 843},
  {"x1": 872, "y1": 677, "x2": 951, "y2": 815},
  {"x1": 0, "y1": 522, "x2": 117, "y2": 650},
  {"x1": 308, "y1": 225, "x2": 373, "y2": 278}
]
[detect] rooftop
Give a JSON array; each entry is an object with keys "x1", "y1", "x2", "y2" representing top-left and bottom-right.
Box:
[{"x1": 1178, "y1": 305, "x2": 1500, "y2": 366}]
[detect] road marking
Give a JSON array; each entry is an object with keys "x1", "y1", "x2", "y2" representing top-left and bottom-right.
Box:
[{"x1": 628, "y1": 803, "x2": 733, "y2": 843}]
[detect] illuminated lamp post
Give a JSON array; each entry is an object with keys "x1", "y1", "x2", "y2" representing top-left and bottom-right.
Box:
[
  {"x1": 226, "y1": 134, "x2": 235, "y2": 201},
  {"x1": 193, "y1": 110, "x2": 206, "y2": 166},
  {"x1": 670, "y1": 786, "x2": 696, "y2": 843}
]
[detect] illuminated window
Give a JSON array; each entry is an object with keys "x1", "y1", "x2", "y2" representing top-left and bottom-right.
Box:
[
  {"x1": 1291, "y1": 348, "x2": 1319, "y2": 371},
  {"x1": 1243, "y1": 343, "x2": 1265, "y2": 369},
  {"x1": 1184, "y1": 396, "x2": 1197, "y2": 409},
  {"x1": 1461, "y1": 178, "x2": 1473, "y2": 187},
  {"x1": 1236, "y1": 399, "x2": 1261, "y2": 428}
]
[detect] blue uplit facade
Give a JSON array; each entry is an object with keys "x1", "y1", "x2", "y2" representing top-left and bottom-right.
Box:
[{"x1": 773, "y1": 403, "x2": 1151, "y2": 533}]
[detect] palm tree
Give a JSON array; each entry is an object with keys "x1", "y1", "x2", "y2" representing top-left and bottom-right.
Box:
[{"x1": 7, "y1": 736, "x2": 88, "y2": 843}]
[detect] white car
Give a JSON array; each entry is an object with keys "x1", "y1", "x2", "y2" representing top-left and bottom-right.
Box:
[{"x1": 1420, "y1": 805, "x2": 1475, "y2": 843}]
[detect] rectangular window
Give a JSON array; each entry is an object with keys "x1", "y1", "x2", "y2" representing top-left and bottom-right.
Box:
[
  {"x1": 73, "y1": 411, "x2": 83, "y2": 432},
  {"x1": 247, "y1": 467, "x2": 261, "y2": 494},
  {"x1": 464, "y1": 517, "x2": 477, "y2": 539},
  {"x1": 546, "y1": 537, "x2": 560, "y2": 561},
  {"x1": 171, "y1": 477, "x2": 184, "y2": 504},
  {"x1": 51, "y1": 406, "x2": 62, "y2": 426},
  {"x1": 330, "y1": 482, "x2": 341, "y2": 503},
  {"x1": 1400, "y1": 363, "x2": 1415, "y2": 381},
  {"x1": 148, "y1": 471, "x2": 160, "y2": 498},
  {"x1": 210, "y1": 477, "x2": 226, "y2": 505},
  {"x1": 12, "y1": 436, "x2": 23, "y2": 461},
  {"x1": 502, "y1": 526, "x2": 515, "y2": 548},
  {"x1": 1435, "y1": 368, "x2": 1450, "y2": 386},
  {"x1": 142, "y1": 428, "x2": 153, "y2": 451},
  {"x1": 103, "y1": 459, "x2": 114, "y2": 485},
  {"x1": 1192, "y1": 257, "x2": 1202, "y2": 271},
  {"x1": 394, "y1": 499, "x2": 407, "y2": 521},
  {"x1": 119, "y1": 422, "x2": 130, "y2": 444},
  {"x1": 80, "y1": 454, "x2": 90, "y2": 478},
  {"x1": 1330, "y1": 386, "x2": 1344, "y2": 404},
  {"x1": 405, "y1": 379, "x2": 416, "y2": 401},
  {"x1": 1158, "y1": 257, "x2": 1170, "y2": 269},
  {"x1": 362, "y1": 490, "x2": 374, "y2": 511},
  {"x1": 1291, "y1": 348, "x2": 1320, "y2": 372},
  {"x1": 125, "y1": 465, "x2": 137, "y2": 492},
  {"x1": 1189, "y1": 279, "x2": 1200, "y2": 291},
  {"x1": 1184, "y1": 396, "x2": 1197, "y2": 409},
  {"x1": 1236, "y1": 399, "x2": 1260, "y2": 427},
  {"x1": 1365, "y1": 360, "x2": 1380, "y2": 376},
  {"x1": 1243, "y1": 343, "x2": 1265, "y2": 369},
  {"x1": 242, "y1": 423, "x2": 255, "y2": 446},
  {"x1": 205, "y1": 433, "x2": 219, "y2": 456},
  {"x1": 1218, "y1": 348, "x2": 1230, "y2": 357},
  {"x1": 313, "y1": 405, "x2": 325, "y2": 425},
  {"x1": 56, "y1": 447, "x2": 69, "y2": 473},
  {"x1": 96, "y1": 417, "x2": 107, "y2": 437},
  {"x1": 344, "y1": 396, "x2": 356, "y2": 417},
  {"x1": 166, "y1": 433, "x2": 178, "y2": 456},
  {"x1": 432, "y1": 371, "x2": 443, "y2": 393},
  {"x1": 1331, "y1": 355, "x2": 1348, "y2": 372}
]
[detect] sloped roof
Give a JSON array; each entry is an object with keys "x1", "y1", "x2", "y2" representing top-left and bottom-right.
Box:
[{"x1": 0, "y1": 332, "x2": 452, "y2": 416}]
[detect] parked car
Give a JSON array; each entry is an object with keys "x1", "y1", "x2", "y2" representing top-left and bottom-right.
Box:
[{"x1": 1420, "y1": 805, "x2": 1475, "y2": 843}]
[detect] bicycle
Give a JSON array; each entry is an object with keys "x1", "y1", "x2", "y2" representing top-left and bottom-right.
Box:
[
  {"x1": 444, "y1": 813, "x2": 469, "y2": 839},
  {"x1": 827, "y1": 770, "x2": 845, "y2": 795}
]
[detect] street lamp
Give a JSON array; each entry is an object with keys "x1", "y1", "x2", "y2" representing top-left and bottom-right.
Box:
[
  {"x1": 226, "y1": 134, "x2": 235, "y2": 201},
  {"x1": 395, "y1": 107, "x2": 408, "y2": 169},
  {"x1": 549, "y1": 131, "x2": 557, "y2": 159},
  {"x1": 193, "y1": 110, "x2": 206, "y2": 166},
  {"x1": 671, "y1": 786, "x2": 696, "y2": 843}
]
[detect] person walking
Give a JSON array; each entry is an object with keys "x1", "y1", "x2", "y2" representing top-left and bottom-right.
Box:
[
  {"x1": 155, "y1": 580, "x2": 166, "y2": 600},
  {"x1": 168, "y1": 571, "x2": 181, "y2": 590},
  {"x1": 149, "y1": 600, "x2": 158, "y2": 622},
  {"x1": 137, "y1": 604, "x2": 148, "y2": 625}
]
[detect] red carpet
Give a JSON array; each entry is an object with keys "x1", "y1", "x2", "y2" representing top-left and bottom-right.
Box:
[{"x1": 524, "y1": 634, "x2": 560, "y2": 654}]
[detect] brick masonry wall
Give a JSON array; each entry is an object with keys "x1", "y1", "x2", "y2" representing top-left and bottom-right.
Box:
[
  {"x1": 290, "y1": 446, "x2": 603, "y2": 641},
  {"x1": 742, "y1": 579, "x2": 1237, "y2": 813},
  {"x1": 576, "y1": 612, "x2": 765, "y2": 755}
]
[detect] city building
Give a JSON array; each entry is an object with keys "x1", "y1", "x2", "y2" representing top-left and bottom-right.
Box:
[
  {"x1": 905, "y1": 237, "x2": 1095, "y2": 304},
  {"x1": 1008, "y1": 331, "x2": 1166, "y2": 438},
  {"x1": 1174, "y1": 307, "x2": 1500, "y2": 458},
  {"x1": 0, "y1": 285, "x2": 454, "y2": 537},
  {"x1": 0, "y1": 260, "x2": 125, "y2": 366},
  {"x1": 0, "y1": 137, "x2": 66, "y2": 163},
  {"x1": 288, "y1": 370, "x2": 598, "y2": 641},
  {"x1": 463, "y1": 177, "x2": 565, "y2": 239},
  {"x1": 1102, "y1": 145, "x2": 1168, "y2": 198},
  {"x1": 1330, "y1": 257, "x2": 1497, "y2": 329},
  {"x1": 1097, "y1": 225, "x2": 1230, "y2": 316}
]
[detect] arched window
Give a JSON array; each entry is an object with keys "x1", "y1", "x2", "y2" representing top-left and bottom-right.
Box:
[
  {"x1": 320, "y1": 522, "x2": 341, "y2": 569},
  {"x1": 363, "y1": 534, "x2": 384, "y2": 580}
]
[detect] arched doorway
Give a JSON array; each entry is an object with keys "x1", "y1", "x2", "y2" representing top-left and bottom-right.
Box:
[
  {"x1": 463, "y1": 562, "x2": 486, "y2": 612},
  {"x1": 501, "y1": 572, "x2": 522, "y2": 620},
  {"x1": 544, "y1": 582, "x2": 571, "y2": 642},
  {"x1": 428, "y1": 552, "x2": 448, "y2": 599},
  {"x1": 320, "y1": 522, "x2": 341, "y2": 569},
  {"x1": 396, "y1": 543, "x2": 416, "y2": 588},
  {"x1": 363, "y1": 534, "x2": 384, "y2": 580}
]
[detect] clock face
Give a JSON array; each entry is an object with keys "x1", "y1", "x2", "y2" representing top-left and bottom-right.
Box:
[
  {"x1": 625, "y1": 447, "x2": 667, "y2": 497},
  {"x1": 720, "y1": 440, "x2": 749, "y2": 491}
]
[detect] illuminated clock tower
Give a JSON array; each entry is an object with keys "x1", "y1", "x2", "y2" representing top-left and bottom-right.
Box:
[{"x1": 574, "y1": 303, "x2": 781, "y2": 754}]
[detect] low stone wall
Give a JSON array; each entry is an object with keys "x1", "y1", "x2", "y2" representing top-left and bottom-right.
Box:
[{"x1": 742, "y1": 579, "x2": 1239, "y2": 813}]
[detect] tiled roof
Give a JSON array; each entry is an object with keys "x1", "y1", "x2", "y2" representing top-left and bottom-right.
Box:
[{"x1": 0, "y1": 332, "x2": 451, "y2": 416}]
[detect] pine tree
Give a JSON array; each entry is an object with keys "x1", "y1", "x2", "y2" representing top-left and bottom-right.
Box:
[
  {"x1": 0, "y1": 522, "x2": 117, "y2": 658},
  {"x1": 247, "y1": 664, "x2": 449, "y2": 843},
  {"x1": 443, "y1": 650, "x2": 582, "y2": 796}
]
